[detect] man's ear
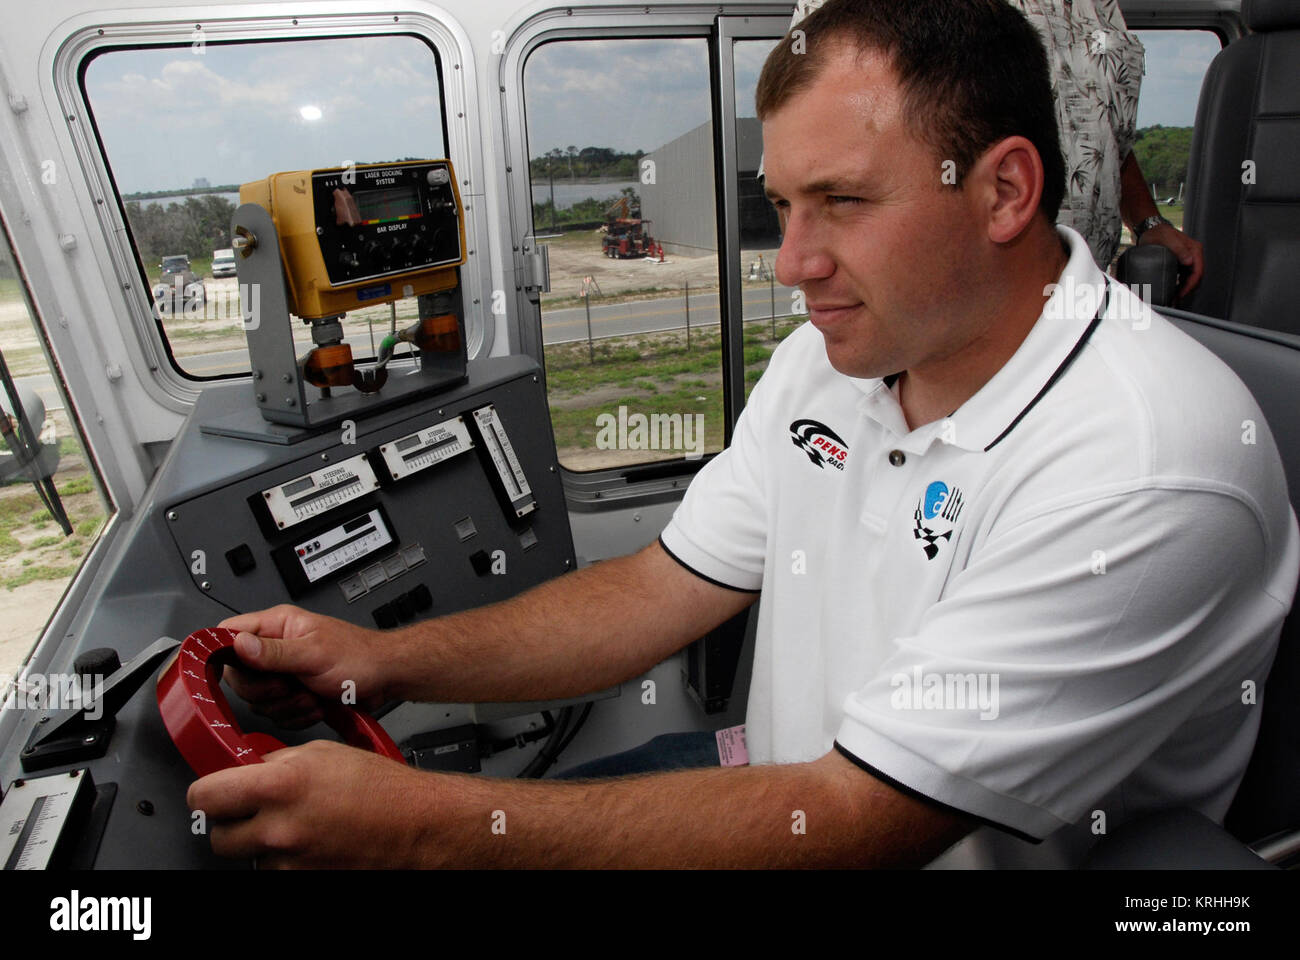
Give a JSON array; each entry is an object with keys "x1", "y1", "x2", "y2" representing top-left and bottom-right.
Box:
[{"x1": 972, "y1": 136, "x2": 1045, "y2": 244}]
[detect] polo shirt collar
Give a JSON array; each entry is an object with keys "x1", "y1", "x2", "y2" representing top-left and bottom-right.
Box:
[{"x1": 847, "y1": 226, "x2": 1109, "y2": 453}]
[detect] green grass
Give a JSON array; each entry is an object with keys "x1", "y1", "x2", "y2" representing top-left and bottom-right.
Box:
[
  {"x1": 544, "y1": 315, "x2": 804, "y2": 458},
  {"x1": 0, "y1": 465, "x2": 106, "y2": 587},
  {"x1": 3, "y1": 563, "x2": 76, "y2": 591},
  {"x1": 1155, "y1": 202, "x2": 1185, "y2": 230},
  {"x1": 57, "y1": 476, "x2": 94, "y2": 496}
]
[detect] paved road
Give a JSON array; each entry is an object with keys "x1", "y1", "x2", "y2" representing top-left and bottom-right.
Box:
[{"x1": 12, "y1": 285, "x2": 803, "y2": 398}]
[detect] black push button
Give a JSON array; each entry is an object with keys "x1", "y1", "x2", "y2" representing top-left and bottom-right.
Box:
[
  {"x1": 469, "y1": 549, "x2": 492, "y2": 576},
  {"x1": 226, "y1": 544, "x2": 257, "y2": 576},
  {"x1": 394, "y1": 592, "x2": 418, "y2": 622},
  {"x1": 409, "y1": 584, "x2": 432, "y2": 612},
  {"x1": 372, "y1": 604, "x2": 399, "y2": 630}
]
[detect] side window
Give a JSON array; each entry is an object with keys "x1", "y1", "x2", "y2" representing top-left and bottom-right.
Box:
[
  {"x1": 1125, "y1": 30, "x2": 1223, "y2": 249},
  {"x1": 0, "y1": 227, "x2": 111, "y2": 679},
  {"x1": 523, "y1": 38, "x2": 723, "y2": 471},
  {"x1": 80, "y1": 36, "x2": 449, "y2": 379},
  {"x1": 730, "y1": 37, "x2": 793, "y2": 399}
]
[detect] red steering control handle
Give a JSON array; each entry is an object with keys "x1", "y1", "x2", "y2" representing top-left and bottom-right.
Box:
[{"x1": 157, "y1": 627, "x2": 404, "y2": 777}]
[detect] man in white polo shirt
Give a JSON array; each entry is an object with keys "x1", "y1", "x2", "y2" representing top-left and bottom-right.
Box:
[{"x1": 193, "y1": 0, "x2": 1297, "y2": 869}]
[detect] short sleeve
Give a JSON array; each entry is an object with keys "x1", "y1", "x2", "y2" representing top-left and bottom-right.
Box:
[
  {"x1": 658, "y1": 371, "x2": 772, "y2": 592},
  {"x1": 834, "y1": 485, "x2": 1291, "y2": 839}
]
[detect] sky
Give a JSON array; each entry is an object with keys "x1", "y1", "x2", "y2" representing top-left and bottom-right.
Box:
[
  {"x1": 83, "y1": 37, "x2": 447, "y2": 194},
  {"x1": 81, "y1": 29, "x2": 1219, "y2": 196}
]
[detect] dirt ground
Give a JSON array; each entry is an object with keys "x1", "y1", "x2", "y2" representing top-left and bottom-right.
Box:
[
  {"x1": 0, "y1": 412, "x2": 107, "y2": 680},
  {"x1": 537, "y1": 230, "x2": 740, "y2": 306}
]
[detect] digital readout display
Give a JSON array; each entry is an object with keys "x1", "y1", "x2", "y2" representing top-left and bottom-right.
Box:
[
  {"x1": 355, "y1": 186, "x2": 421, "y2": 223},
  {"x1": 281, "y1": 476, "x2": 315, "y2": 498}
]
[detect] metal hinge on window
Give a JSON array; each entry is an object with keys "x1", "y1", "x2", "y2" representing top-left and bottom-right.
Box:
[{"x1": 521, "y1": 243, "x2": 550, "y2": 294}]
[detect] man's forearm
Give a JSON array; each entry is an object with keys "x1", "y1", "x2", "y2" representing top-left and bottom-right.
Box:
[
  {"x1": 1119, "y1": 151, "x2": 1159, "y2": 229},
  {"x1": 406, "y1": 751, "x2": 971, "y2": 868},
  {"x1": 382, "y1": 542, "x2": 755, "y2": 704}
]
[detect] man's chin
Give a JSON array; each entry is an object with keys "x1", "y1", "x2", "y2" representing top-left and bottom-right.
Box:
[{"x1": 819, "y1": 335, "x2": 893, "y2": 381}]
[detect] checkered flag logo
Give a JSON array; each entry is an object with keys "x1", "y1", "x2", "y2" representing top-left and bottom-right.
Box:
[{"x1": 913, "y1": 482, "x2": 964, "y2": 560}]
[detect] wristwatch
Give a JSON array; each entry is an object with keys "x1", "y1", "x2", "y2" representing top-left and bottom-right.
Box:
[{"x1": 1133, "y1": 215, "x2": 1171, "y2": 243}]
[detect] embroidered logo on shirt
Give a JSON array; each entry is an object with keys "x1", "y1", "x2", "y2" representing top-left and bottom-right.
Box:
[
  {"x1": 913, "y1": 480, "x2": 964, "y2": 560},
  {"x1": 789, "y1": 419, "x2": 849, "y2": 471}
]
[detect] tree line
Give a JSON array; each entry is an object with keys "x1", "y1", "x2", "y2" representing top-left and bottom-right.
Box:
[
  {"x1": 530, "y1": 146, "x2": 644, "y2": 180},
  {"x1": 1131, "y1": 126, "x2": 1193, "y2": 200},
  {"x1": 124, "y1": 195, "x2": 236, "y2": 263}
]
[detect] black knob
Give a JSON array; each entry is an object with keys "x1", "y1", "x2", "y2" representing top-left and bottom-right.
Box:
[{"x1": 74, "y1": 647, "x2": 120, "y2": 680}]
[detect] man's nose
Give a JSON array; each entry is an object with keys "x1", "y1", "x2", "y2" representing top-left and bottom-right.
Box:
[{"x1": 774, "y1": 210, "x2": 834, "y2": 288}]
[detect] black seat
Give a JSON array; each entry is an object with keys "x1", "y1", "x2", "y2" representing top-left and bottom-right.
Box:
[
  {"x1": 1180, "y1": 0, "x2": 1300, "y2": 329},
  {"x1": 1084, "y1": 308, "x2": 1300, "y2": 869}
]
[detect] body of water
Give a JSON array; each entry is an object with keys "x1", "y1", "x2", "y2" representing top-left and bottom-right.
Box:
[
  {"x1": 531, "y1": 180, "x2": 638, "y2": 210},
  {"x1": 129, "y1": 180, "x2": 640, "y2": 214},
  {"x1": 129, "y1": 191, "x2": 241, "y2": 208}
]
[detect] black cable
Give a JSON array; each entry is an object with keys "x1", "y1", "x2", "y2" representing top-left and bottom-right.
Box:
[
  {"x1": 518, "y1": 705, "x2": 576, "y2": 778},
  {"x1": 555, "y1": 702, "x2": 593, "y2": 756}
]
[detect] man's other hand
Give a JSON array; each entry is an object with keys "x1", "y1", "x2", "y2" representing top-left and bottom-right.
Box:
[
  {"x1": 189, "y1": 740, "x2": 432, "y2": 868},
  {"x1": 218, "y1": 605, "x2": 391, "y2": 729}
]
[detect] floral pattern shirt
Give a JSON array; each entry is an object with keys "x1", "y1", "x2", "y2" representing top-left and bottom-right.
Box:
[
  {"x1": 787, "y1": 0, "x2": 1145, "y2": 267},
  {"x1": 1005, "y1": 0, "x2": 1145, "y2": 266}
]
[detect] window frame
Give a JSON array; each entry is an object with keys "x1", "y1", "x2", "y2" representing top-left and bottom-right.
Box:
[
  {"x1": 501, "y1": 5, "x2": 791, "y2": 507},
  {"x1": 53, "y1": 9, "x2": 492, "y2": 401},
  {"x1": 0, "y1": 209, "x2": 119, "y2": 677}
]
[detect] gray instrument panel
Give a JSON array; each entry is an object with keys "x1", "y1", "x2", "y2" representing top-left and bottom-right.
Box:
[{"x1": 0, "y1": 355, "x2": 575, "y2": 869}]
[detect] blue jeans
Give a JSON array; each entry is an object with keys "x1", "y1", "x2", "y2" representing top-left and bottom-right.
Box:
[{"x1": 553, "y1": 731, "x2": 720, "y2": 779}]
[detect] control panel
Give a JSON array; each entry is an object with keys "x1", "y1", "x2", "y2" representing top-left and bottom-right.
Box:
[
  {"x1": 238, "y1": 159, "x2": 466, "y2": 320},
  {"x1": 0, "y1": 356, "x2": 577, "y2": 869},
  {"x1": 168, "y1": 358, "x2": 572, "y2": 631},
  {"x1": 312, "y1": 161, "x2": 462, "y2": 287}
]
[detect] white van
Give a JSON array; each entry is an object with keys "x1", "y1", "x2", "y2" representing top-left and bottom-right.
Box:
[{"x1": 211, "y1": 247, "x2": 236, "y2": 278}]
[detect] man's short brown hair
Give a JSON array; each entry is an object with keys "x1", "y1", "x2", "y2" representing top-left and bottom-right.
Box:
[{"x1": 756, "y1": 0, "x2": 1065, "y2": 223}]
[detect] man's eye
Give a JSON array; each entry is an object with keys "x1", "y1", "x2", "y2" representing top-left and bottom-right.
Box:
[{"x1": 829, "y1": 195, "x2": 863, "y2": 205}]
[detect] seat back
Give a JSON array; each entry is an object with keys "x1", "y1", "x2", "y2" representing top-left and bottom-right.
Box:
[
  {"x1": 1162, "y1": 307, "x2": 1300, "y2": 842},
  {"x1": 1181, "y1": 0, "x2": 1300, "y2": 330}
]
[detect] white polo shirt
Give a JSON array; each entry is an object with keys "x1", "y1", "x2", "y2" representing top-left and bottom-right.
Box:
[{"x1": 660, "y1": 226, "x2": 1299, "y2": 864}]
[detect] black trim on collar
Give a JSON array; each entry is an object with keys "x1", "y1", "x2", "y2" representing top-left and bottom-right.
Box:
[
  {"x1": 656, "y1": 536, "x2": 761, "y2": 594},
  {"x1": 982, "y1": 280, "x2": 1111, "y2": 452},
  {"x1": 833, "y1": 742, "x2": 1043, "y2": 844}
]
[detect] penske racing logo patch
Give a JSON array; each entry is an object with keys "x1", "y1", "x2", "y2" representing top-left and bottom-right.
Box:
[
  {"x1": 789, "y1": 419, "x2": 849, "y2": 471},
  {"x1": 913, "y1": 480, "x2": 964, "y2": 560}
]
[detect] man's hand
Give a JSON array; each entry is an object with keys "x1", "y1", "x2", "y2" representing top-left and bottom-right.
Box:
[
  {"x1": 188, "y1": 741, "x2": 436, "y2": 868},
  {"x1": 1138, "y1": 221, "x2": 1205, "y2": 300},
  {"x1": 218, "y1": 605, "x2": 392, "y2": 729}
]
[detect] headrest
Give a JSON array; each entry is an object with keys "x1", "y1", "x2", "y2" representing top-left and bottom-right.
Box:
[{"x1": 1245, "y1": 0, "x2": 1300, "y2": 32}]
